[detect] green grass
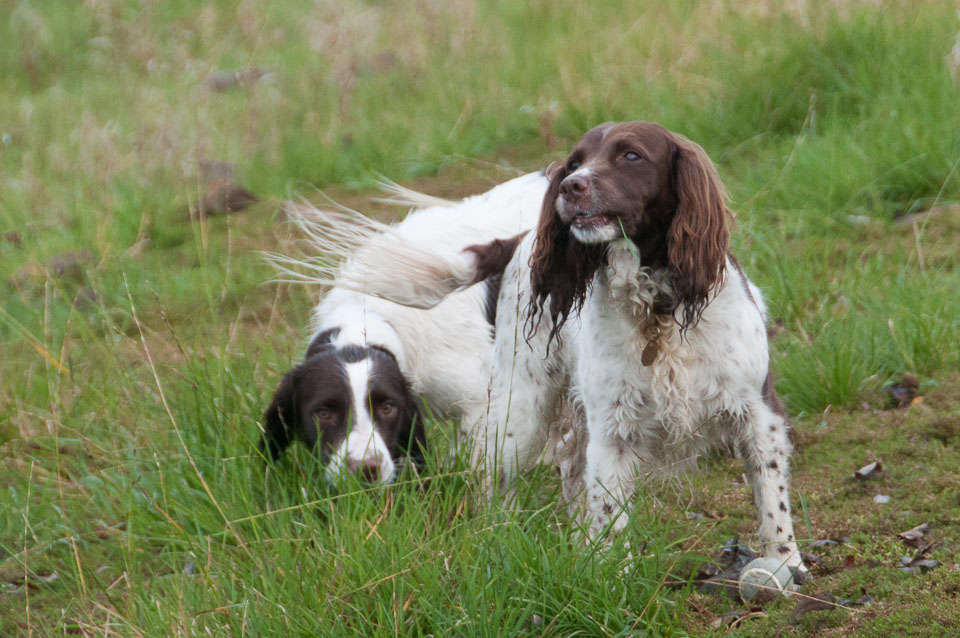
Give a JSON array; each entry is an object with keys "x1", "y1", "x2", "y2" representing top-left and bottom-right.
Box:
[{"x1": 2, "y1": 1, "x2": 960, "y2": 635}]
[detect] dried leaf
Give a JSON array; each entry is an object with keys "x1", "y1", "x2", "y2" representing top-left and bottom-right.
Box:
[
  {"x1": 901, "y1": 559, "x2": 939, "y2": 574},
  {"x1": 711, "y1": 609, "x2": 765, "y2": 630},
  {"x1": 792, "y1": 593, "x2": 837, "y2": 622},
  {"x1": 710, "y1": 611, "x2": 742, "y2": 629},
  {"x1": 801, "y1": 552, "x2": 821, "y2": 566},
  {"x1": 835, "y1": 592, "x2": 874, "y2": 607},
  {"x1": 912, "y1": 541, "x2": 935, "y2": 558},
  {"x1": 884, "y1": 373, "x2": 921, "y2": 408},
  {"x1": 900, "y1": 550, "x2": 940, "y2": 574},
  {"x1": 810, "y1": 539, "x2": 840, "y2": 548},
  {"x1": 203, "y1": 67, "x2": 276, "y2": 92},
  {"x1": 897, "y1": 523, "x2": 931, "y2": 548},
  {"x1": 854, "y1": 461, "x2": 884, "y2": 480},
  {"x1": 693, "y1": 537, "x2": 756, "y2": 598},
  {"x1": 842, "y1": 555, "x2": 856, "y2": 570},
  {"x1": 3, "y1": 231, "x2": 21, "y2": 247},
  {"x1": 196, "y1": 181, "x2": 259, "y2": 218}
]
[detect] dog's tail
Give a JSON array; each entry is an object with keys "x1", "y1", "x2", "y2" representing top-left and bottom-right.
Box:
[
  {"x1": 266, "y1": 172, "x2": 545, "y2": 309},
  {"x1": 331, "y1": 230, "x2": 527, "y2": 310},
  {"x1": 265, "y1": 201, "x2": 471, "y2": 308}
]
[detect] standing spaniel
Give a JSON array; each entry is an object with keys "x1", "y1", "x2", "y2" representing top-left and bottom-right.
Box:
[{"x1": 339, "y1": 122, "x2": 804, "y2": 570}]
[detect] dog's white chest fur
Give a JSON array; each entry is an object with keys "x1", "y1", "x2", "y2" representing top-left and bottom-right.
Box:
[{"x1": 573, "y1": 244, "x2": 770, "y2": 468}]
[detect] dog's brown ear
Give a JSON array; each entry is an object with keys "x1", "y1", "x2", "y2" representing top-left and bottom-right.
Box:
[
  {"x1": 528, "y1": 161, "x2": 606, "y2": 347},
  {"x1": 260, "y1": 372, "x2": 297, "y2": 460},
  {"x1": 668, "y1": 136, "x2": 732, "y2": 332},
  {"x1": 544, "y1": 160, "x2": 563, "y2": 182}
]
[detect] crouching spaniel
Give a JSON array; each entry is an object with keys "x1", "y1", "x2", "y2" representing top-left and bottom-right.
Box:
[
  {"x1": 260, "y1": 172, "x2": 547, "y2": 484},
  {"x1": 338, "y1": 122, "x2": 805, "y2": 572}
]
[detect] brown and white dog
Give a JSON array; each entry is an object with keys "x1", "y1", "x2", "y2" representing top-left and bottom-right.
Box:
[
  {"x1": 335, "y1": 122, "x2": 805, "y2": 572},
  {"x1": 260, "y1": 173, "x2": 548, "y2": 485}
]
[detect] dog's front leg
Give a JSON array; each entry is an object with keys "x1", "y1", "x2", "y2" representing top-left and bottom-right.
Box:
[
  {"x1": 741, "y1": 401, "x2": 806, "y2": 573},
  {"x1": 582, "y1": 430, "x2": 649, "y2": 538}
]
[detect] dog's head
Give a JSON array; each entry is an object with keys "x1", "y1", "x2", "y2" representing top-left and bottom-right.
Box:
[
  {"x1": 529, "y1": 121, "x2": 731, "y2": 341},
  {"x1": 261, "y1": 338, "x2": 424, "y2": 485}
]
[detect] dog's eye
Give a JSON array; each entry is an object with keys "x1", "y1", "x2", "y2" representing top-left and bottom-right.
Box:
[
  {"x1": 377, "y1": 402, "x2": 397, "y2": 418},
  {"x1": 624, "y1": 151, "x2": 640, "y2": 161},
  {"x1": 567, "y1": 160, "x2": 581, "y2": 171},
  {"x1": 316, "y1": 408, "x2": 332, "y2": 420}
]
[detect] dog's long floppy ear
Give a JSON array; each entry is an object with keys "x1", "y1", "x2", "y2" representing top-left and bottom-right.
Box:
[
  {"x1": 668, "y1": 136, "x2": 732, "y2": 332},
  {"x1": 527, "y1": 161, "x2": 605, "y2": 345},
  {"x1": 260, "y1": 371, "x2": 298, "y2": 460}
]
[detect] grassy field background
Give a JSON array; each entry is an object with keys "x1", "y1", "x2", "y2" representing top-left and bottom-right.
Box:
[{"x1": 2, "y1": 0, "x2": 960, "y2": 635}]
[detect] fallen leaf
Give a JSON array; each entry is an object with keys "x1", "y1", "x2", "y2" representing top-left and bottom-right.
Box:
[
  {"x1": 835, "y1": 591, "x2": 874, "y2": 607},
  {"x1": 692, "y1": 537, "x2": 757, "y2": 598},
  {"x1": 768, "y1": 318, "x2": 787, "y2": 340},
  {"x1": 854, "y1": 461, "x2": 884, "y2": 480},
  {"x1": 883, "y1": 373, "x2": 921, "y2": 408},
  {"x1": 792, "y1": 592, "x2": 837, "y2": 622},
  {"x1": 842, "y1": 555, "x2": 856, "y2": 570},
  {"x1": 900, "y1": 372, "x2": 919, "y2": 389},
  {"x1": 897, "y1": 523, "x2": 931, "y2": 548},
  {"x1": 203, "y1": 67, "x2": 276, "y2": 92},
  {"x1": 801, "y1": 552, "x2": 821, "y2": 567},
  {"x1": 711, "y1": 609, "x2": 765, "y2": 630},
  {"x1": 900, "y1": 547, "x2": 940, "y2": 574},
  {"x1": 191, "y1": 181, "x2": 260, "y2": 219},
  {"x1": 3, "y1": 230, "x2": 21, "y2": 247},
  {"x1": 900, "y1": 558, "x2": 939, "y2": 574},
  {"x1": 810, "y1": 539, "x2": 841, "y2": 548},
  {"x1": 710, "y1": 611, "x2": 742, "y2": 629},
  {"x1": 853, "y1": 594, "x2": 874, "y2": 606},
  {"x1": 49, "y1": 250, "x2": 94, "y2": 278}
]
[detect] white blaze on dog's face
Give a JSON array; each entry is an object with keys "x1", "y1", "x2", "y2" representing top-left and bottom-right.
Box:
[
  {"x1": 324, "y1": 358, "x2": 397, "y2": 485},
  {"x1": 261, "y1": 331, "x2": 424, "y2": 485}
]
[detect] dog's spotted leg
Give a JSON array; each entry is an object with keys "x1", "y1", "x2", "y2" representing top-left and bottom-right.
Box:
[
  {"x1": 741, "y1": 400, "x2": 806, "y2": 575},
  {"x1": 582, "y1": 433, "x2": 647, "y2": 538}
]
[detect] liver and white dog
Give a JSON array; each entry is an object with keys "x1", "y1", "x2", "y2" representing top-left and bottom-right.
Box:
[
  {"x1": 334, "y1": 122, "x2": 804, "y2": 571},
  {"x1": 260, "y1": 173, "x2": 547, "y2": 485}
]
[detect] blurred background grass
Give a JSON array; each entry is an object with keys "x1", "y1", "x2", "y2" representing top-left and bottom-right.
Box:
[{"x1": 2, "y1": 1, "x2": 960, "y2": 635}]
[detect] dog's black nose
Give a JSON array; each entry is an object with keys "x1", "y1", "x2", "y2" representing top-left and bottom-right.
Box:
[{"x1": 560, "y1": 174, "x2": 589, "y2": 198}]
